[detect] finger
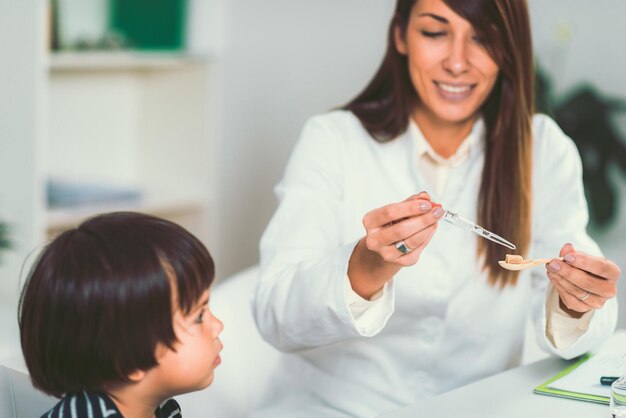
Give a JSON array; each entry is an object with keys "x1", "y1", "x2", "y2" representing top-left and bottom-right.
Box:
[
  {"x1": 405, "y1": 223, "x2": 439, "y2": 251},
  {"x1": 363, "y1": 198, "x2": 434, "y2": 229},
  {"x1": 547, "y1": 260, "x2": 617, "y2": 299},
  {"x1": 402, "y1": 222, "x2": 438, "y2": 255},
  {"x1": 382, "y1": 191, "x2": 439, "y2": 224},
  {"x1": 559, "y1": 242, "x2": 621, "y2": 280},
  {"x1": 376, "y1": 209, "x2": 441, "y2": 246},
  {"x1": 406, "y1": 191, "x2": 431, "y2": 201},
  {"x1": 548, "y1": 274, "x2": 592, "y2": 313},
  {"x1": 559, "y1": 242, "x2": 575, "y2": 258},
  {"x1": 561, "y1": 251, "x2": 621, "y2": 282},
  {"x1": 378, "y1": 223, "x2": 437, "y2": 261},
  {"x1": 404, "y1": 192, "x2": 443, "y2": 211},
  {"x1": 384, "y1": 224, "x2": 438, "y2": 266},
  {"x1": 547, "y1": 271, "x2": 603, "y2": 309}
]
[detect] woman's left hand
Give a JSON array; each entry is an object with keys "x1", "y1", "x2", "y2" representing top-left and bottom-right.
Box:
[{"x1": 546, "y1": 243, "x2": 621, "y2": 317}]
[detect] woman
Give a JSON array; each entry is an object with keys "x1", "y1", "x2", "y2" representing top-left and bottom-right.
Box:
[{"x1": 252, "y1": 0, "x2": 621, "y2": 416}]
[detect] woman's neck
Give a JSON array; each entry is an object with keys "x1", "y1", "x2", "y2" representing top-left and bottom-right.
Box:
[{"x1": 413, "y1": 109, "x2": 477, "y2": 158}]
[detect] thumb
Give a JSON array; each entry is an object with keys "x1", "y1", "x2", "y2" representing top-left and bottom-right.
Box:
[
  {"x1": 406, "y1": 191, "x2": 432, "y2": 201},
  {"x1": 417, "y1": 190, "x2": 431, "y2": 200},
  {"x1": 406, "y1": 191, "x2": 444, "y2": 210},
  {"x1": 559, "y1": 243, "x2": 575, "y2": 257}
]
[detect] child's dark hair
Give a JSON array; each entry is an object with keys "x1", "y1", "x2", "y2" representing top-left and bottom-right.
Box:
[{"x1": 18, "y1": 212, "x2": 215, "y2": 397}]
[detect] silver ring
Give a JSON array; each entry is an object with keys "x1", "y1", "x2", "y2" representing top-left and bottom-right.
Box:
[
  {"x1": 579, "y1": 291, "x2": 591, "y2": 301},
  {"x1": 395, "y1": 240, "x2": 412, "y2": 255}
]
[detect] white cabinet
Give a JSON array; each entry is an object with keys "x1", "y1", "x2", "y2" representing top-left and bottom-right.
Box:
[
  {"x1": 0, "y1": 1, "x2": 222, "y2": 308},
  {"x1": 0, "y1": 1, "x2": 225, "y2": 372},
  {"x1": 45, "y1": 51, "x2": 216, "y2": 246}
]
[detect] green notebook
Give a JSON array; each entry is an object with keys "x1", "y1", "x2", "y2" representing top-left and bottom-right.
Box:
[{"x1": 533, "y1": 354, "x2": 610, "y2": 405}]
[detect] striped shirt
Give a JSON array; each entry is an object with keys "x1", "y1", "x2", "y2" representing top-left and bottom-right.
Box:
[{"x1": 41, "y1": 392, "x2": 182, "y2": 418}]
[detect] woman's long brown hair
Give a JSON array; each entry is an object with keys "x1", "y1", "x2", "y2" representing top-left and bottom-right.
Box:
[{"x1": 344, "y1": 0, "x2": 534, "y2": 286}]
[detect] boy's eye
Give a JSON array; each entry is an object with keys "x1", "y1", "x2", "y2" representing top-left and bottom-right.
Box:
[
  {"x1": 195, "y1": 308, "x2": 206, "y2": 324},
  {"x1": 421, "y1": 30, "x2": 446, "y2": 38}
]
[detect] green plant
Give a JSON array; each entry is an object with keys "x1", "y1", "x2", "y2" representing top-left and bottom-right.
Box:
[
  {"x1": 0, "y1": 222, "x2": 9, "y2": 254},
  {"x1": 535, "y1": 66, "x2": 626, "y2": 230}
]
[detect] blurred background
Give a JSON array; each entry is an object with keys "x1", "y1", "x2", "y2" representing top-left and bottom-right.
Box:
[{"x1": 1, "y1": 0, "x2": 625, "y2": 364}]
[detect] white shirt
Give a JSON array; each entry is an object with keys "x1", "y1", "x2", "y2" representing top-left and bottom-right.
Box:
[
  {"x1": 346, "y1": 119, "x2": 593, "y2": 348},
  {"x1": 414, "y1": 120, "x2": 474, "y2": 195},
  {"x1": 251, "y1": 111, "x2": 617, "y2": 418}
]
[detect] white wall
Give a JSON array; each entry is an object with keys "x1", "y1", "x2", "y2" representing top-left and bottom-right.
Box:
[
  {"x1": 528, "y1": 0, "x2": 626, "y2": 98},
  {"x1": 0, "y1": 2, "x2": 47, "y2": 307},
  {"x1": 213, "y1": 1, "x2": 394, "y2": 277}
]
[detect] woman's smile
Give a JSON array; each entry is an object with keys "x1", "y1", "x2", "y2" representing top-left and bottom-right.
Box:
[{"x1": 433, "y1": 81, "x2": 476, "y2": 101}]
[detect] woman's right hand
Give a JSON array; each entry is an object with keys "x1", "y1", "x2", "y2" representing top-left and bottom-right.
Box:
[
  {"x1": 347, "y1": 191, "x2": 444, "y2": 299},
  {"x1": 363, "y1": 191, "x2": 444, "y2": 266}
]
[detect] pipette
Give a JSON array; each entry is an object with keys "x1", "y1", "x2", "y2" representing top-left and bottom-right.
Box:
[{"x1": 441, "y1": 209, "x2": 516, "y2": 250}]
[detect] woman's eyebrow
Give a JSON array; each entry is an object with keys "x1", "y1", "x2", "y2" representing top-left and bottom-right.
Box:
[{"x1": 418, "y1": 13, "x2": 449, "y2": 24}]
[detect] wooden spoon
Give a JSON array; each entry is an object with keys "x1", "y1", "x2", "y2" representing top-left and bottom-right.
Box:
[{"x1": 498, "y1": 256, "x2": 564, "y2": 271}]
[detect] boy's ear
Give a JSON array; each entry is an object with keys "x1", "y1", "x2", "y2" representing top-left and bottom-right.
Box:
[
  {"x1": 394, "y1": 25, "x2": 408, "y2": 55},
  {"x1": 127, "y1": 369, "x2": 146, "y2": 383}
]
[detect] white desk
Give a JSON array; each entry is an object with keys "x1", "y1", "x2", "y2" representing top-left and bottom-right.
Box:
[
  {"x1": 380, "y1": 356, "x2": 609, "y2": 417},
  {"x1": 381, "y1": 330, "x2": 626, "y2": 418}
]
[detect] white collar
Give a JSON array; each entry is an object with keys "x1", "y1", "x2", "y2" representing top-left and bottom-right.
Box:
[{"x1": 408, "y1": 117, "x2": 485, "y2": 167}]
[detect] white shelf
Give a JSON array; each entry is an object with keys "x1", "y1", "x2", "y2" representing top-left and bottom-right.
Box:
[
  {"x1": 48, "y1": 51, "x2": 210, "y2": 72},
  {"x1": 45, "y1": 47, "x2": 216, "y2": 246},
  {"x1": 1, "y1": 0, "x2": 220, "y2": 306},
  {"x1": 46, "y1": 194, "x2": 208, "y2": 233}
]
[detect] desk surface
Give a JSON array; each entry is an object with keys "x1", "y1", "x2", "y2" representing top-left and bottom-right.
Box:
[
  {"x1": 380, "y1": 356, "x2": 610, "y2": 417},
  {"x1": 382, "y1": 331, "x2": 626, "y2": 418}
]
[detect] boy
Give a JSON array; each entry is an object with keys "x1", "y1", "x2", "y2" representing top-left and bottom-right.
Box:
[{"x1": 19, "y1": 212, "x2": 223, "y2": 418}]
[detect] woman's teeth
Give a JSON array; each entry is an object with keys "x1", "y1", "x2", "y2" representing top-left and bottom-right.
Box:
[{"x1": 438, "y1": 83, "x2": 471, "y2": 94}]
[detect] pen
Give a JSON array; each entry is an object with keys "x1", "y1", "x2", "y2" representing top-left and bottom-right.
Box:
[{"x1": 601, "y1": 376, "x2": 620, "y2": 386}]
